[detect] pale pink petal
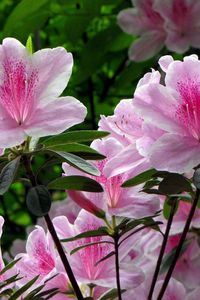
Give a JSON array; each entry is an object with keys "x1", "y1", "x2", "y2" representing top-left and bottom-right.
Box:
[
  {"x1": 0, "y1": 126, "x2": 25, "y2": 148},
  {"x1": 104, "y1": 144, "x2": 149, "y2": 178},
  {"x1": 128, "y1": 31, "x2": 165, "y2": 62},
  {"x1": 33, "y1": 47, "x2": 73, "y2": 103},
  {"x1": 109, "y1": 190, "x2": 160, "y2": 219},
  {"x1": 1, "y1": 38, "x2": 27, "y2": 62},
  {"x1": 117, "y1": 8, "x2": 147, "y2": 35},
  {"x1": 153, "y1": 278, "x2": 187, "y2": 300},
  {"x1": 137, "y1": 70, "x2": 161, "y2": 88},
  {"x1": 25, "y1": 96, "x2": 87, "y2": 138},
  {"x1": 134, "y1": 83, "x2": 184, "y2": 134},
  {"x1": 158, "y1": 55, "x2": 174, "y2": 72},
  {"x1": 150, "y1": 133, "x2": 200, "y2": 173}
]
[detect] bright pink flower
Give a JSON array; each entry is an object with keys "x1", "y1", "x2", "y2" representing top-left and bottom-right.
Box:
[
  {"x1": 134, "y1": 54, "x2": 200, "y2": 173},
  {"x1": 0, "y1": 38, "x2": 87, "y2": 149},
  {"x1": 117, "y1": 0, "x2": 166, "y2": 61},
  {"x1": 53, "y1": 210, "x2": 144, "y2": 289},
  {"x1": 63, "y1": 138, "x2": 160, "y2": 219},
  {"x1": 15, "y1": 226, "x2": 69, "y2": 297},
  {"x1": 154, "y1": 0, "x2": 200, "y2": 53}
]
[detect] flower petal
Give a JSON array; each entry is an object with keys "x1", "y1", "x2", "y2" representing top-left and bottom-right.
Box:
[
  {"x1": 150, "y1": 133, "x2": 200, "y2": 173},
  {"x1": 33, "y1": 47, "x2": 73, "y2": 103},
  {"x1": 25, "y1": 96, "x2": 87, "y2": 138}
]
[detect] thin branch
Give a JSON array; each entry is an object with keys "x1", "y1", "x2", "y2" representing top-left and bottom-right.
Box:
[
  {"x1": 157, "y1": 189, "x2": 200, "y2": 299},
  {"x1": 148, "y1": 199, "x2": 177, "y2": 300}
]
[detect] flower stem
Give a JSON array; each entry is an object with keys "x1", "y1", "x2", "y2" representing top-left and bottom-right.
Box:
[
  {"x1": 23, "y1": 155, "x2": 84, "y2": 300},
  {"x1": 157, "y1": 189, "x2": 200, "y2": 299},
  {"x1": 114, "y1": 235, "x2": 122, "y2": 300},
  {"x1": 148, "y1": 199, "x2": 177, "y2": 300}
]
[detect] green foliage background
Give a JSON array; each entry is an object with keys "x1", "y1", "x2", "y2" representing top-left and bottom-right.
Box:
[{"x1": 0, "y1": 0, "x2": 163, "y2": 253}]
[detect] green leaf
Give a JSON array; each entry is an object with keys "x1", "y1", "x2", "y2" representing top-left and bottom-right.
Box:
[
  {"x1": 23, "y1": 284, "x2": 45, "y2": 300},
  {"x1": 0, "y1": 157, "x2": 21, "y2": 195},
  {"x1": 73, "y1": 25, "x2": 122, "y2": 84},
  {"x1": 193, "y1": 168, "x2": 200, "y2": 189},
  {"x1": 99, "y1": 288, "x2": 126, "y2": 300},
  {"x1": 163, "y1": 198, "x2": 179, "y2": 220},
  {"x1": 3, "y1": 0, "x2": 50, "y2": 41},
  {"x1": 61, "y1": 227, "x2": 109, "y2": 242},
  {"x1": 26, "y1": 35, "x2": 33, "y2": 54},
  {"x1": 70, "y1": 240, "x2": 113, "y2": 255},
  {"x1": 158, "y1": 173, "x2": 192, "y2": 195},
  {"x1": 42, "y1": 130, "x2": 109, "y2": 147},
  {"x1": 26, "y1": 185, "x2": 51, "y2": 217},
  {"x1": 9, "y1": 276, "x2": 39, "y2": 300},
  {"x1": 49, "y1": 151, "x2": 100, "y2": 176},
  {"x1": 48, "y1": 176, "x2": 103, "y2": 192},
  {"x1": 45, "y1": 143, "x2": 105, "y2": 160},
  {"x1": 160, "y1": 239, "x2": 191, "y2": 274},
  {"x1": 122, "y1": 169, "x2": 157, "y2": 188},
  {"x1": 0, "y1": 258, "x2": 21, "y2": 276}
]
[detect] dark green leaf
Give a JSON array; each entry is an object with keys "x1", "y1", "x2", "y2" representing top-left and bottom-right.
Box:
[
  {"x1": 42, "y1": 131, "x2": 109, "y2": 147},
  {"x1": 26, "y1": 185, "x2": 51, "y2": 217},
  {"x1": 163, "y1": 198, "x2": 179, "y2": 220},
  {"x1": 193, "y1": 168, "x2": 200, "y2": 189},
  {"x1": 0, "y1": 157, "x2": 21, "y2": 195},
  {"x1": 0, "y1": 258, "x2": 21, "y2": 276},
  {"x1": 45, "y1": 143, "x2": 105, "y2": 160},
  {"x1": 158, "y1": 173, "x2": 192, "y2": 195},
  {"x1": 95, "y1": 251, "x2": 115, "y2": 266},
  {"x1": 122, "y1": 169, "x2": 157, "y2": 188},
  {"x1": 3, "y1": 0, "x2": 50, "y2": 40},
  {"x1": 61, "y1": 227, "x2": 109, "y2": 242},
  {"x1": 99, "y1": 288, "x2": 126, "y2": 300},
  {"x1": 9, "y1": 276, "x2": 39, "y2": 300},
  {"x1": 48, "y1": 176, "x2": 103, "y2": 192},
  {"x1": 49, "y1": 151, "x2": 100, "y2": 176},
  {"x1": 70, "y1": 240, "x2": 113, "y2": 255}
]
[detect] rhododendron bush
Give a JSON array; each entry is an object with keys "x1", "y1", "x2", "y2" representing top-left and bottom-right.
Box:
[{"x1": 1, "y1": 0, "x2": 200, "y2": 300}]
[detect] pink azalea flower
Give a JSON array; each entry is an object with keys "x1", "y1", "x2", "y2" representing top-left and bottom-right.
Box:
[
  {"x1": 63, "y1": 137, "x2": 160, "y2": 219},
  {"x1": 153, "y1": 278, "x2": 187, "y2": 300},
  {"x1": 166, "y1": 200, "x2": 200, "y2": 235},
  {"x1": 15, "y1": 226, "x2": 69, "y2": 298},
  {"x1": 53, "y1": 210, "x2": 144, "y2": 289},
  {"x1": 117, "y1": 0, "x2": 166, "y2": 61},
  {"x1": 0, "y1": 38, "x2": 87, "y2": 149},
  {"x1": 154, "y1": 0, "x2": 200, "y2": 53},
  {"x1": 99, "y1": 70, "x2": 164, "y2": 177},
  {"x1": 134, "y1": 54, "x2": 200, "y2": 173},
  {"x1": 164, "y1": 233, "x2": 200, "y2": 290}
]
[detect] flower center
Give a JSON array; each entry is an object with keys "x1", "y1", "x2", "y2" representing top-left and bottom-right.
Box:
[
  {"x1": 0, "y1": 58, "x2": 38, "y2": 125},
  {"x1": 77, "y1": 224, "x2": 113, "y2": 280},
  {"x1": 94, "y1": 160, "x2": 124, "y2": 208},
  {"x1": 175, "y1": 79, "x2": 200, "y2": 140}
]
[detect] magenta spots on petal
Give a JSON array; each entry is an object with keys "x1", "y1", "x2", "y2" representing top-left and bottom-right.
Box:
[
  {"x1": 0, "y1": 58, "x2": 38, "y2": 125},
  {"x1": 33, "y1": 240, "x2": 55, "y2": 274},
  {"x1": 175, "y1": 79, "x2": 200, "y2": 140}
]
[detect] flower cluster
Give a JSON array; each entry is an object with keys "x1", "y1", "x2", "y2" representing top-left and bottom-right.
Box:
[
  {"x1": 0, "y1": 36, "x2": 200, "y2": 300},
  {"x1": 118, "y1": 0, "x2": 200, "y2": 61}
]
